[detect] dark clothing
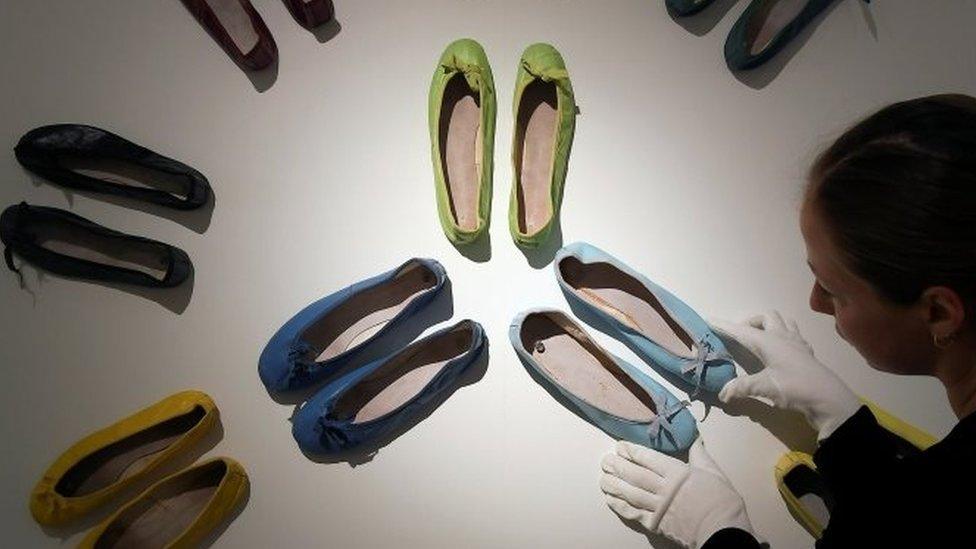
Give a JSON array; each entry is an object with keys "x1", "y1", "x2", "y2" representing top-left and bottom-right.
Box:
[
  {"x1": 703, "y1": 405, "x2": 976, "y2": 547},
  {"x1": 702, "y1": 527, "x2": 762, "y2": 548}
]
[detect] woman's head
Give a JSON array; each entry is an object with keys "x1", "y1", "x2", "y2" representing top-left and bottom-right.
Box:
[{"x1": 801, "y1": 94, "x2": 976, "y2": 375}]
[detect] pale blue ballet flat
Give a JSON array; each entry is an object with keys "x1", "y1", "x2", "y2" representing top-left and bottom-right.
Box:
[
  {"x1": 554, "y1": 242, "x2": 736, "y2": 394},
  {"x1": 510, "y1": 308, "x2": 697, "y2": 453}
]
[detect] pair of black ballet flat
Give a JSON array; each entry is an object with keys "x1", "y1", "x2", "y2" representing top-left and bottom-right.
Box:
[{"x1": 1, "y1": 124, "x2": 212, "y2": 289}]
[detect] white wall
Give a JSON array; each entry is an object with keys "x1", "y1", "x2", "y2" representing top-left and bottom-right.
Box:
[{"x1": 1, "y1": 1, "x2": 973, "y2": 547}]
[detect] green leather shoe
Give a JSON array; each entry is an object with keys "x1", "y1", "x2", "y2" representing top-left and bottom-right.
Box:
[
  {"x1": 509, "y1": 43, "x2": 576, "y2": 249},
  {"x1": 429, "y1": 38, "x2": 496, "y2": 246}
]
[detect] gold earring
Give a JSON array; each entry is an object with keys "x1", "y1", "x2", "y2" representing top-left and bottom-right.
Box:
[{"x1": 934, "y1": 333, "x2": 956, "y2": 349}]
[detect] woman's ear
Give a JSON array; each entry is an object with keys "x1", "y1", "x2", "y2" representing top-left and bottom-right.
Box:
[{"x1": 919, "y1": 286, "x2": 967, "y2": 341}]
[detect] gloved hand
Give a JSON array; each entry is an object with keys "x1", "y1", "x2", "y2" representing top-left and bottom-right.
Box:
[
  {"x1": 710, "y1": 310, "x2": 862, "y2": 441},
  {"x1": 600, "y1": 438, "x2": 757, "y2": 549}
]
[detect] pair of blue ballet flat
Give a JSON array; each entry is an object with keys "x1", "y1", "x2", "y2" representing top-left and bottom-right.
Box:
[
  {"x1": 259, "y1": 258, "x2": 487, "y2": 457},
  {"x1": 510, "y1": 242, "x2": 737, "y2": 454}
]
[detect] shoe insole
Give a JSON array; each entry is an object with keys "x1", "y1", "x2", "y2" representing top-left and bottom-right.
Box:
[
  {"x1": 99, "y1": 461, "x2": 225, "y2": 549},
  {"x1": 28, "y1": 215, "x2": 170, "y2": 280},
  {"x1": 559, "y1": 257, "x2": 695, "y2": 359},
  {"x1": 335, "y1": 325, "x2": 473, "y2": 423},
  {"x1": 521, "y1": 313, "x2": 657, "y2": 422},
  {"x1": 749, "y1": 0, "x2": 809, "y2": 55},
  {"x1": 56, "y1": 407, "x2": 206, "y2": 498},
  {"x1": 207, "y1": 0, "x2": 259, "y2": 53},
  {"x1": 783, "y1": 465, "x2": 834, "y2": 527},
  {"x1": 515, "y1": 79, "x2": 558, "y2": 236},
  {"x1": 300, "y1": 261, "x2": 438, "y2": 362},
  {"x1": 57, "y1": 155, "x2": 191, "y2": 200},
  {"x1": 439, "y1": 74, "x2": 482, "y2": 232}
]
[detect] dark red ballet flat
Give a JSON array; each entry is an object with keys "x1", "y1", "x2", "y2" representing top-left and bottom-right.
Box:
[
  {"x1": 281, "y1": 0, "x2": 334, "y2": 29},
  {"x1": 181, "y1": 0, "x2": 278, "y2": 71}
]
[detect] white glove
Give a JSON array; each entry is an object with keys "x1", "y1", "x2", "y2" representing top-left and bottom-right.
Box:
[
  {"x1": 600, "y1": 438, "x2": 756, "y2": 549},
  {"x1": 711, "y1": 310, "x2": 862, "y2": 441}
]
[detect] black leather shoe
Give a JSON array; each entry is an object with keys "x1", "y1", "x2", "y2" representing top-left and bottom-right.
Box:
[
  {"x1": 1, "y1": 202, "x2": 192, "y2": 288},
  {"x1": 14, "y1": 124, "x2": 212, "y2": 210}
]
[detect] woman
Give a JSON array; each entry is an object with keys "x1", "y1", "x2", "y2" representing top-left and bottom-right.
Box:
[{"x1": 598, "y1": 93, "x2": 976, "y2": 548}]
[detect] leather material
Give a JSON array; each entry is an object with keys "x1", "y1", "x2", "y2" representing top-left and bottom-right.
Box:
[
  {"x1": 510, "y1": 308, "x2": 697, "y2": 453},
  {"x1": 29, "y1": 391, "x2": 218, "y2": 527},
  {"x1": 508, "y1": 43, "x2": 577, "y2": 249},
  {"x1": 724, "y1": 0, "x2": 847, "y2": 71},
  {"x1": 78, "y1": 456, "x2": 249, "y2": 549},
  {"x1": 292, "y1": 319, "x2": 487, "y2": 455},
  {"x1": 14, "y1": 124, "x2": 212, "y2": 210},
  {"x1": 180, "y1": 0, "x2": 277, "y2": 71},
  {"x1": 428, "y1": 38, "x2": 496, "y2": 246},
  {"x1": 258, "y1": 258, "x2": 448, "y2": 393},
  {"x1": 554, "y1": 242, "x2": 736, "y2": 394},
  {"x1": 1, "y1": 202, "x2": 192, "y2": 288},
  {"x1": 281, "y1": 0, "x2": 334, "y2": 28}
]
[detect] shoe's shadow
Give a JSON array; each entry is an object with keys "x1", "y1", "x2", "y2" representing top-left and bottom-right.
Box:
[
  {"x1": 454, "y1": 230, "x2": 491, "y2": 263},
  {"x1": 298, "y1": 343, "x2": 490, "y2": 466},
  {"x1": 311, "y1": 18, "x2": 341, "y2": 44},
  {"x1": 519, "y1": 214, "x2": 563, "y2": 269},
  {"x1": 13, "y1": 261, "x2": 194, "y2": 315},
  {"x1": 709, "y1": 329, "x2": 819, "y2": 454},
  {"x1": 38, "y1": 415, "x2": 224, "y2": 541},
  {"x1": 245, "y1": 55, "x2": 278, "y2": 93},
  {"x1": 731, "y1": 0, "x2": 869, "y2": 90},
  {"x1": 666, "y1": 0, "x2": 741, "y2": 36},
  {"x1": 283, "y1": 0, "x2": 342, "y2": 44},
  {"x1": 29, "y1": 171, "x2": 216, "y2": 234},
  {"x1": 266, "y1": 279, "x2": 456, "y2": 406}
]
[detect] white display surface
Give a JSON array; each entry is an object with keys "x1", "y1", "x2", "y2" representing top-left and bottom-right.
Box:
[{"x1": 1, "y1": 1, "x2": 974, "y2": 547}]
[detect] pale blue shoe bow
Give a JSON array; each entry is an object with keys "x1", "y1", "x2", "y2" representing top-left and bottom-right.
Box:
[
  {"x1": 681, "y1": 334, "x2": 733, "y2": 394},
  {"x1": 647, "y1": 391, "x2": 691, "y2": 441}
]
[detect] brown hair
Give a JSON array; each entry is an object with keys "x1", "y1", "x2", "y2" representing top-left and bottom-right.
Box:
[{"x1": 806, "y1": 94, "x2": 976, "y2": 312}]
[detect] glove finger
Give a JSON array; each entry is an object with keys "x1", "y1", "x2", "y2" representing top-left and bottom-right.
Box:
[
  {"x1": 602, "y1": 453, "x2": 666, "y2": 493},
  {"x1": 707, "y1": 318, "x2": 767, "y2": 362},
  {"x1": 760, "y1": 310, "x2": 789, "y2": 332},
  {"x1": 718, "y1": 370, "x2": 781, "y2": 404},
  {"x1": 615, "y1": 440, "x2": 684, "y2": 478},
  {"x1": 605, "y1": 494, "x2": 659, "y2": 533},
  {"x1": 600, "y1": 473, "x2": 660, "y2": 512},
  {"x1": 787, "y1": 316, "x2": 800, "y2": 335}
]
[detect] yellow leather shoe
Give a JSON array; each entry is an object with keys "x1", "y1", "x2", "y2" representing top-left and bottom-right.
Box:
[
  {"x1": 78, "y1": 457, "x2": 249, "y2": 549},
  {"x1": 29, "y1": 390, "x2": 218, "y2": 527},
  {"x1": 775, "y1": 398, "x2": 936, "y2": 539}
]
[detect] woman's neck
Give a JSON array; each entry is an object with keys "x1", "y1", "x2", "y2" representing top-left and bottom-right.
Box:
[{"x1": 935, "y1": 342, "x2": 976, "y2": 419}]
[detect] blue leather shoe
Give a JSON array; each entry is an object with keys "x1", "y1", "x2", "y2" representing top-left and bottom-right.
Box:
[
  {"x1": 554, "y1": 242, "x2": 736, "y2": 395},
  {"x1": 259, "y1": 258, "x2": 447, "y2": 393},
  {"x1": 724, "y1": 0, "x2": 860, "y2": 71},
  {"x1": 510, "y1": 309, "x2": 696, "y2": 453},
  {"x1": 292, "y1": 319, "x2": 487, "y2": 456}
]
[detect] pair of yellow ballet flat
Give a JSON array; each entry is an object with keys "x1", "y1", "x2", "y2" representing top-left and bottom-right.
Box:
[
  {"x1": 30, "y1": 390, "x2": 248, "y2": 548},
  {"x1": 774, "y1": 398, "x2": 937, "y2": 539}
]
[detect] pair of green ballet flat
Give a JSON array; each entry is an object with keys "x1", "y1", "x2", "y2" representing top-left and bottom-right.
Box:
[{"x1": 429, "y1": 39, "x2": 576, "y2": 249}]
